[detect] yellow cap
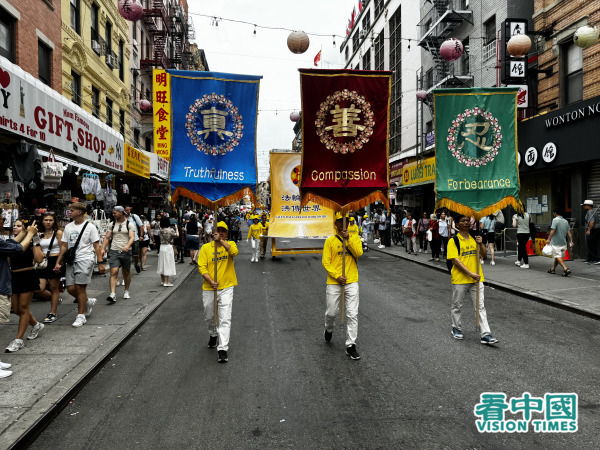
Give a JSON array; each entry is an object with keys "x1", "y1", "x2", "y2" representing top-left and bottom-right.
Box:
[
  {"x1": 216, "y1": 221, "x2": 228, "y2": 230},
  {"x1": 335, "y1": 212, "x2": 349, "y2": 220},
  {"x1": 363, "y1": 214, "x2": 368, "y2": 218},
  {"x1": 350, "y1": 217, "x2": 355, "y2": 221},
  {"x1": 252, "y1": 215, "x2": 259, "y2": 220}
]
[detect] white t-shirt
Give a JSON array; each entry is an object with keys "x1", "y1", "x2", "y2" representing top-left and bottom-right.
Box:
[{"x1": 61, "y1": 220, "x2": 100, "y2": 263}]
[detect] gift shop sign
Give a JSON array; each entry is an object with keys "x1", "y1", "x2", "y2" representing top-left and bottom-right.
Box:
[
  {"x1": 124, "y1": 143, "x2": 150, "y2": 178},
  {"x1": 157, "y1": 155, "x2": 169, "y2": 179},
  {"x1": 0, "y1": 58, "x2": 124, "y2": 172}
]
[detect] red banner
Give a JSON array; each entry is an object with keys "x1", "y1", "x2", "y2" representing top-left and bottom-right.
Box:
[{"x1": 299, "y1": 69, "x2": 391, "y2": 211}]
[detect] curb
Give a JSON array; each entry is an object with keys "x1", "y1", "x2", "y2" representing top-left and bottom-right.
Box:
[
  {"x1": 5, "y1": 267, "x2": 196, "y2": 450},
  {"x1": 370, "y1": 246, "x2": 600, "y2": 321}
]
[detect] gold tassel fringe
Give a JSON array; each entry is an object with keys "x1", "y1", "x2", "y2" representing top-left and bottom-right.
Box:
[
  {"x1": 436, "y1": 196, "x2": 522, "y2": 220},
  {"x1": 172, "y1": 186, "x2": 256, "y2": 209},
  {"x1": 300, "y1": 191, "x2": 389, "y2": 214}
]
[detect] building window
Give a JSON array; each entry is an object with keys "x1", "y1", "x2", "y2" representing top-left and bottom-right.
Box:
[
  {"x1": 145, "y1": 136, "x2": 151, "y2": 152},
  {"x1": 140, "y1": 81, "x2": 145, "y2": 101},
  {"x1": 132, "y1": 21, "x2": 137, "y2": 43},
  {"x1": 0, "y1": 8, "x2": 15, "y2": 62},
  {"x1": 145, "y1": 88, "x2": 150, "y2": 101},
  {"x1": 106, "y1": 98, "x2": 113, "y2": 127},
  {"x1": 38, "y1": 41, "x2": 52, "y2": 86},
  {"x1": 120, "y1": 110, "x2": 125, "y2": 135},
  {"x1": 563, "y1": 42, "x2": 583, "y2": 105},
  {"x1": 145, "y1": 37, "x2": 150, "y2": 59},
  {"x1": 425, "y1": 69, "x2": 433, "y2": 90},
  {"x1": 119, "y1": 40, "x2": 124, "y2": 81},
  {"x1": 134, "y1": 129, "x2": 140, "y2": 146},
  {"x1": 105, "y1": 21, "x2": 112, "y2": 53},
  {"x1": 352, "y1": 28, "x2": 360, "y2": 49},
  {"x1": 461, "y1": 0, "x2": 470, "y2": 8},
  {"x1": 90, "y1": 3, "x2": 99, "y2": 48},
  {"x1": 483, "y1": 16, "x2": 496, "y2": 60},
  {"x1": 70, "y1": 0, "x2": 80, "y2": 34},
  {"x1": 374, "y1": 0, "x2": 383, "y2": 17},
  {"x1": 92, "y1": 86, "x2": 100, "y2": 118},
  {"x1": 71, "y1": 71, "x2": 81, "y2": 106},
  {"x1": 362, "y1": 48, "x2": 371, "y2": 70},
  {"x1": 132, "y1": 73, "x2": 138, "y2": 101},
  {"x1": 361, "y1": 11, "x2": 370, "y2": 32},
  {"x1": 460, "y1": 38, "x2": 470, "y2": 75},
  {"x1": 345, "y1": 46, "x2": 350, "y2": 63},
  {"x1": 389, "y1": 8, "x2": 402, "y2": 155},
  {"x1": 374, "y1": 30, "x2": 384, "y2": 71}
]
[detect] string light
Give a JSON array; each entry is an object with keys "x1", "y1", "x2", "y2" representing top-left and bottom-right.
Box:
[
  {"x1": 333, "y1": 35, "x2": 336, "y2": 48},
  {"x1": 253, "y1": 25, "x2": 257, "y2": 36}
]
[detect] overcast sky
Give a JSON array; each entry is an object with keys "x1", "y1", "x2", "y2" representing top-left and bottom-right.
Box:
[{"x1": 188, "y1": 1, "x2": 353, "y2": 181}]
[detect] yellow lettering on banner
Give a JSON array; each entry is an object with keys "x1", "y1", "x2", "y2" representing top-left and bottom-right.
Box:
[
  {"x1": 153, "y1": 69, "x2": 172, "y2": 160},
  {"x1": 447, "y1": 178, "x2": 511, "y2": 191}
]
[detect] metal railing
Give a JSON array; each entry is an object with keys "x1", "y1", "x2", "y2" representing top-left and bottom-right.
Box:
[{"x1": 482, "y1": 40, "x2": 496, "y2": 61}]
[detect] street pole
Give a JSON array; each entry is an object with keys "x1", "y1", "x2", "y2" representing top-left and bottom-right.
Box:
[
  {"x1": 213, "y1": 207, "x2": 218, "y2": 326},
  {"x1": 341, "y1": 215, "x2": 346, "y2": 323}
]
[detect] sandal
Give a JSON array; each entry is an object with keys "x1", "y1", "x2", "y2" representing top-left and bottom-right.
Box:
[
  {"x1": 562, "y1": 269, "x2": 571, "y2": 277},
  {"x1": 547, "y1": 268, "x2": 555, "y2": 274}
]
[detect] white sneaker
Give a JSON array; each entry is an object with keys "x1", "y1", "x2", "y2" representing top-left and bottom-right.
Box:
[
  {"x1": 85, "y1": 298, "x2": 97, "y2": 316},
  {"x1": 514, "y1": 261, "x2": 521, "y2": 266},
  {"x1": 480, "y1": 259, "x2": 484, "y2": 265},
  {"x1": 27, "y1": 322, "x2": 44, "y2": 340},
  {"x1": 491, "y1": 261, "x2": 496, "y2": 266},
  {"x1": 163, "y1": 283, "x2": 174, "y2": 287},
  {"x1": 0, "y1": 369, "x2": 12, "y2": 378},
  {"x1": 119, "y1": 280, "x2": 125, "y2": 286},
  {"x1": 123, "y1": 290, "x2": 131, "y2": 299},
  {"x1": 0, "y1": 360, "x2": 11, "y2": 370},
  {"x1": 520, "y1": 264, "x2": 529, "y2": 269},
  {"x1": 72, "y1": 314, "x2": 86, "y2": 328},
  {"x1": 374, "y1": 239, "x2": 380, "y2": 244},
  {"x1": 5, "y1": 339, "x2": 24, "y2": 353}
]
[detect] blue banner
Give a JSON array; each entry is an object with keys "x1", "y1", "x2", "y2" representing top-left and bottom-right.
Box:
[{"x1": 167, "y1": 70, "x2": 261, "y2": 205}]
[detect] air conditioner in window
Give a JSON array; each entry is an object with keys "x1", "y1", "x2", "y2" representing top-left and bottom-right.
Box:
[
  {"x1": 133, "y1": 39, "x2": 138, "y2": 48},
  {"x1": 106, "y1": 54, "x2": 116, "y2": 67},
  {"x1": 92, "y1": 40, "x2": 102, "y2": 54}
]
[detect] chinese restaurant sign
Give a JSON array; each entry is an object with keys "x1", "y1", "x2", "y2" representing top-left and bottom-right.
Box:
[
  {"x1": 124, "y1": 143, "x2": 150, "y2": 178},
  {"x1": 0, "y1": 57, "x2": 124, "y2": 172},
  {"x1": 153, "y1": 69, "x2": 172, "y2": 160},
  {"x1": 269, "y1": 152, "x2": 335, "y2": 238},
  {"x1": 299, "y1": 69, "x2": 392, "y2": 211}
]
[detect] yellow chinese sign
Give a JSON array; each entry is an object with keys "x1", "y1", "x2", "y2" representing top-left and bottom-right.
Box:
[
  {"x1": 152, "y1": 69, "x2": 172, "y2": 160},
  {"x1": 124, "y1": 143, "x2": 150, "y2": 179},
  {"x1": 402, "y1": 157, "x2": 436, "y2": 186}
]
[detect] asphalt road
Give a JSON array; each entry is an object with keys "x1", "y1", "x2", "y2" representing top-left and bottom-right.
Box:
[{"x1": 30, "y1": 239, "x2": 600, "y2": 449}]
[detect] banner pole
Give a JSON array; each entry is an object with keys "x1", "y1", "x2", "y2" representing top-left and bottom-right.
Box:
[
  {"x1": 213, "y1": 207, "x2": 218, "y2": 327},
  {"x1": 341, "y1": 215, "x2": 346, "y2": 324},
  {"x1": 476, "y1": 243, "x2": 481, "y2": 332}
]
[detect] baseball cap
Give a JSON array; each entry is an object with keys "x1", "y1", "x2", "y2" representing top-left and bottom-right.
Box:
[
  {"x1": 113, "y1": 206, "x2": 125, "y2": 212},
  {"x1": 216, "y1": 221, "x2": 228, "y2": 230},
  {"x1": 582, "y1": 200, "x2": 594, "y2": 206},
  {"x1": 335, "y1": 212, "x2": 349, "y2": 220}
]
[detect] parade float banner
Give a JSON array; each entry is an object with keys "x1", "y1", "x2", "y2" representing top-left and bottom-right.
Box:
[
  {"x1": 434, "y1": 87, "x2": 521, "y2": 219},
  {"x1": 269, "y1": 152, "x2": 335, "y2": 238},
  {"x1": 0, "y1": 56, "x2": 124, "y2": 172},
  {"x1": 298, "y1": 69, "x2": 392, "y2": 212},
  {"x1": 166, "y1": 70, "x2": 262, "y2": 207}
]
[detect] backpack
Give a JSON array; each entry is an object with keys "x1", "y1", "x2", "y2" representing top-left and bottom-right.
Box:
[{"x1": 445, "y1": 235, "x2": 461, "y2": 273}]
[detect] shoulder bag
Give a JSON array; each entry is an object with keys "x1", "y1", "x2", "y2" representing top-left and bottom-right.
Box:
[
  {"x1": 64, "y1": 222, "x2": 90, "y2": 265},
  {"x1": 34, "y1": 232, "x2": 56, "y2": 270}
]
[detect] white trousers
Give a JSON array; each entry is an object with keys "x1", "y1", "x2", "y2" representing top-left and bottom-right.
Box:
[
  {"x1": 250, "y1": 238, "x2": 260, "y2": 260},
  {"x1": 451, "y1": 283, "x2": 491, "y2": 337},
  {"x1": 325, "y1": 282, "x2": 359, "y2": 347},
  {"x1": 202, "y1": 286, "x2": 234, "y2": 351}
]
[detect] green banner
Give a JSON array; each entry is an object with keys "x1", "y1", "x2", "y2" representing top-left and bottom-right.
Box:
[{"x1": 434, "y1": 87, "x2": 521, "y2": 219}]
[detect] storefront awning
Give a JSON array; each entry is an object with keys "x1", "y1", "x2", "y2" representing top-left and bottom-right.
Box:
[
  {"x1": 0, "y1": 56, "x2": 124, "y2": 173},
  {"x1": 149, "y1": 152, "x2": 170, "y2": 181}
]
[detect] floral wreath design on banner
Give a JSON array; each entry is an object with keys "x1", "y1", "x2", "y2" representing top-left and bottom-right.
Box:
[
  {"x1": 185, "y1": 93, "x2": 244, "y2": 156},
  {"x1": 447, "y1": 107, "x2": 502, "y2": 167},
  {"x1": 315, "y1": 89, "x2": 375, "y2": 154}
]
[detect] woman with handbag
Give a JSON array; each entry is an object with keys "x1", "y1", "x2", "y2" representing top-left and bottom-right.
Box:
[
  {"x1": 157, "y1": 216, "x2": 178, "y2": 286},
  {"x1": 513, "y1": 210, "x2": 533, "y2": 269},
  {"x1": 417, "y1": 212, "x2": 430, "y2": 253},
  {"x1": 35, "y1": 213, "x2": 64, "y2": 323},
  {"x1": 5, "y1": 221, "x2": 45, "y2": 353},
  {"x1": 404, "y1": 212, "x2": 418, "y2": 255}
]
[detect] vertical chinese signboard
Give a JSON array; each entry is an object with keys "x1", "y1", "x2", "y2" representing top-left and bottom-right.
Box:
[
  {"x1": 269, "y1": 152, "x2": 335, "y2": 238},
  {"x1": 153, "y1": 69, "x2": 172, "y2": 160}
]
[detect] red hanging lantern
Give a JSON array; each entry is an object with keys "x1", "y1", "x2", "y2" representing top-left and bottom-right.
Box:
[
  {"x1": 139, "y1": 99, "x2": 152, "y2": 112},
  {"x1": 440, "y1": 38, "x2": 464, "y2": 62},
  {"x1": 118, "y1": 0, "x2": 144, "y2": 22}
]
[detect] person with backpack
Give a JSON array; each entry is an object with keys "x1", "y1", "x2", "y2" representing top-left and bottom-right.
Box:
[
  {"x1": 322, "y1": 213, "x2": 364, "y2": 360},
  {"x1": 101, "y1": 206, "x2": 135, "y2": 303},
  {"x1": 447, "y1": 215, "x2": 498, "y2": 345},
  {"x1": 55, "y1": 202, "x2": 105, "y2": 328}
]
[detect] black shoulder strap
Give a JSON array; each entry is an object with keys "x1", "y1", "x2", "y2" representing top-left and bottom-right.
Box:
[
  {"x1": 453, "y1": 235, "x2": 460, "y2": 255},
  {"x1": 335, "y1": 235, "x2": 357, "y2": 263},
  {"x1": 72, "y1": 221, "x2": 89, "y2": 252},
  {"x1": 46, "y1": 232, "x2": 56, "y2": 258}
]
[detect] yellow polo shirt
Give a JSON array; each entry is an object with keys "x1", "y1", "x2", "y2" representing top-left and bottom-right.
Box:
[
  {"x1": 198, "y1": 241, "x2": 239, "y2": 290},
  {"x1": 347, "y1": 223, "x2": 359, "y2": 237},
  {"x1": 247, "y1": 223, "x2": 262, "y2": 240},
  {"x1": 446, "y1": 233, "x2": 485, "y2": 285},
  {"x1": 322, "y1": 233, "x2": 363, "y2": 285}
]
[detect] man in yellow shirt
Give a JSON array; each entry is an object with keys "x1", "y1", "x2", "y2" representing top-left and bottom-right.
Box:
[
  {"x1": 259, "y1": 213, "x2": 269, "y2": 259},
  {"x1": 322, "y1": 212, "x2": 364, "y2": 360},
  {"x1": 247, "y1": 215, "x2": 261, "y2": 262},
  {"x1": 347, "y1": 216, "x2": 359, "y2": 237},
  {"x1": 198, "y1": 221, "x2": 239, "y2": 363},
  {"x1": 447, "y1": 215, "x2": 498, "y2": 345}
]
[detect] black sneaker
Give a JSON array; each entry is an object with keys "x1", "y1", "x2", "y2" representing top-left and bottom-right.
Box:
[
  {"x1": 217, "y1": 350, "x2": 228, "y2": 363},
  {"x1": 135, "y1": 264, "x2": 141, "y2": 273},
  {"x1": 345, "y1": 345, "x2": 360, "y2": 360},
  {"x1": 208, "y1": 335, "x2": 218, "y2": 348},
  {"x1": 324, "y1": 329, "x2": 332, "y2": 342}
]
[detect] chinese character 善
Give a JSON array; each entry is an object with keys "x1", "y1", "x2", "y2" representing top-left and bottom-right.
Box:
[{"x1": 324, "y1": 104, "x2": 365, "y2": 138}]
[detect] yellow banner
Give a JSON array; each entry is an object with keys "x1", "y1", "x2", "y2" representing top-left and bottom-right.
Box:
[
  {"x1": 124, "y1": 143, "x2": 150, "y2": 179},
  {"x1": 152, "y1": 69, "x2": 172, "y2": 160},
  {"x1": 402, "y1": 157, "x2": 436, "y2": 186},
  {"x1": 270, "y1": 152, "x2": 335, "y2": 238}
]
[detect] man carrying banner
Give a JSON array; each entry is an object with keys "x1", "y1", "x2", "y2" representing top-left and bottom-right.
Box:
[
  {"x1": 198, "y1": 221, "x2": 238, "y2": 363},
  {"x1": 322, "y1": 213, "x2": 364, "y2": 360},
  {"x1": 447, "y1": 215, "x2": 498, "y2": 345}
]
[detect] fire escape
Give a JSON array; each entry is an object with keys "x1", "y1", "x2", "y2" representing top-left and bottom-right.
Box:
[
  {"x1": 168, "y1": 3, "x2": 195, "y2": 70},
  {"x1": 417, "y1": 0, "x2": 473, "y2": 92},
  {"x1": 141, "y1": 0, "x2": 169, "y2": 70}
]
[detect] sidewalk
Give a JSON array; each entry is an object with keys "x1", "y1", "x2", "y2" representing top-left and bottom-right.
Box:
[
  {"x1": 0, "y1": 251, "x2": 195, "y2": 449},
  {"x1": 369, "y1": 241, "x2": 600, "y2": 318}
]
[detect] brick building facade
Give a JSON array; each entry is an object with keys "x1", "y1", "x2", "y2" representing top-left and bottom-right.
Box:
[{"x1": 0, "y1": 0, "x2": 62, "y2": 91}]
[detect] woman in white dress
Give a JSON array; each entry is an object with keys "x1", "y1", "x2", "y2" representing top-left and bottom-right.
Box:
[{"x1": 157, "y1": 216, "x2": 178, "y2": 287}]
